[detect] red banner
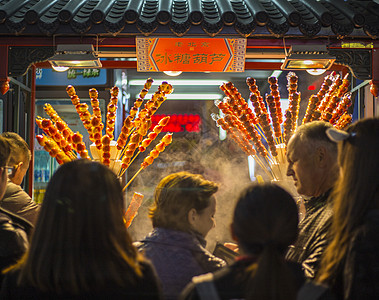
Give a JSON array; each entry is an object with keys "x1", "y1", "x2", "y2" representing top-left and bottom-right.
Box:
[{"x1": 137, "y1": 37, "x2": 246, "y2": 72}]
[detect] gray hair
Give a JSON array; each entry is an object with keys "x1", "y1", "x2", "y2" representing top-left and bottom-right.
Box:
[{"x1": 291, "y1": 121, "x2": 338, "y2": 159}]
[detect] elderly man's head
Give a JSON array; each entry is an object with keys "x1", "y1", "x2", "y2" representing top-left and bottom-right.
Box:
[
  {"x1": 1, "y1": 132, "x2": 31, "y2": 185},
  {"x1": 286, "y1": 121, "x2": 339, "y2": 197}
]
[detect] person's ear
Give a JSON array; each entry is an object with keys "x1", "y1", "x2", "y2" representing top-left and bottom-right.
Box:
[
  {"x1": 316, "y1": 146, "x2": 327, "y2": 167},
  {"x1": 187, "y1": 208, "x2": 198, "y2": 226},
  {"x1": 13, "y1": 162, "x2": 23, "y2": 176}
]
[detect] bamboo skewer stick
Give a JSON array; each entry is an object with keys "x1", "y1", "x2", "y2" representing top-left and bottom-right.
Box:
[
  {"x1": 118, "y1": 128, "x2": 136, "y2": 160},
  {"x1": 253, "y1": 155, "x2": 274, "y2": 180},
  {"x1": 264, "y1": 156, "x2": 278, "y2": 180},
  {"x1": 122, "y1": 167, "x2": 143, "y2": 192},
  {"x1": 118, "y1": 167, "x2": 127, "y2": 179},
  {"x1": 128, "y1": 151, "x2": 140, "y2": 167}
]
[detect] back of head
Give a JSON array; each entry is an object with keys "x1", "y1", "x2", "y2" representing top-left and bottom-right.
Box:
[
  {"x1": 1, "y1": 132, "x2": 31, "y2": 166},
  {"x1": 0, "y1": 136, "x2": 11, "y2": 167},
  {"x1": 149, "y1": 171, "x2": 218, "y2": 232},
  {"x1": 21, "y1": 160, "x2": 140, "y2": 293},
  {"x1": 233, "y1": 183, "x2": 299, "y2": 300},
  {"x1": 290, "y1": 121, "x2": 337, "y2": 159},
  {"x1": 233, "y1": 183, "x2": 298, "y2": 253},
  {"x1": 318, "y1": 117, "x2": 379, "y2": 285},
  {"x1": 337, "y1": 117, "x2": 379, "y2": 211}
]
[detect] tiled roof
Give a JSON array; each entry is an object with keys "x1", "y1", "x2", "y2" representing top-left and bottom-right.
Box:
[{"x1": 0, "y1": 0, "x2": 378, "y2": 39}]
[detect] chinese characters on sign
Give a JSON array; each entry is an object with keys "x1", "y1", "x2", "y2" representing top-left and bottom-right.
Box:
[
  {"x1": 150, "y1": 114, "x2": 201, "y2": 133},
  {"x1": 137, "y1": 37, "x2": 246, "y2": 72}
]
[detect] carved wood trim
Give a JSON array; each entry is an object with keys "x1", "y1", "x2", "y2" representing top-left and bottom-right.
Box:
[{"x1": 8, "y1": 46, "x2": 54, "y2": 77}]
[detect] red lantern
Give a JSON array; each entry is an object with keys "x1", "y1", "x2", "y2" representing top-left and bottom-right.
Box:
[
  {"x1": 0, "y1": 78, "x2": 10, "y2": 95},
  {"x1": 370, "y1": 80, "x2": 378, "y2": 97}
]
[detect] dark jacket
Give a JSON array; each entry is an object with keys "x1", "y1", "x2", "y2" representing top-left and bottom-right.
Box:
[
  {"x1": 0, "y1": 260, "x2": 163, "y2": 300},
  {"x1": 0, "y1": 208, "x2": 33, "y2": 284},
  {"x1": 297, "y1": 210, "x2": 379, "y2": 300},
  {"x1": 332, "y1": 209, "x2": 379, "y2": 300},
  {"x1": 1, "y1": 179, "x2": 40, "y2": 226},
  {"x1": 180, "y1": 256, "x2": 305, "y2": 300},
  {"x1": 137, "y1": 227, "x2": 226, "y2": 300},
  {"x1": 286, "y1": 190, "x2": 333, "y2": 279}
]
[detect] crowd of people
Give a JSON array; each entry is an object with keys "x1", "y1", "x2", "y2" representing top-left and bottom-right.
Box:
[{"x1": 0, "y1": 117, "x2": 378, "y2": 300}]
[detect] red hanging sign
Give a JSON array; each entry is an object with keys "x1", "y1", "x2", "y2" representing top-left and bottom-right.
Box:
[{"x1": 136, "y1": 37, "x2": 246, "y2": 72}]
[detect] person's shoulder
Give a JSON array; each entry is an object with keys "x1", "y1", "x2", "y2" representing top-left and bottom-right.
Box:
[
  {"x1": 0, "y1": 207, "x2": 33, "y2": 233},
  {"x1": 193, "y1": 247, "x2": 226, "y2": 272},
  {"x1": 297, "y1": 281, "x2": 338, "y2": 300},
  {"x1": 179, "y1": 273, "x2": 214, "y2": 300},
  {"x1": 3, "y1": 180, "x2": 31, "y2": 200}
]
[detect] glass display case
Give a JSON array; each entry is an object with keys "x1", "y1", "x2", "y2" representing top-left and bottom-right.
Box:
[{"x1": 33, "y1": 98, "x2": 106, "y2": 202}]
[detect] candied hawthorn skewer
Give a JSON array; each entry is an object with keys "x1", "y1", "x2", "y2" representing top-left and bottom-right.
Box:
[
  {"x1": 221, "y1": 115, "x2": 256, "y2": 157},
  {"x1": 223, "y1": 113, "x2": 268, "y2": 160},
  {"x1": 119, "y1": 132, "x2": 143, "y2": 176},
  {"x1": 322, "y1": 95, "x2": 341, "y2": 122},
  {"x1": 283, "y1": 92, "x2": 301, "y2": 144},
  {"x1": 138, "y1": 116, "x2": 170, "y2": 153},
  {"x1": 104, "y1": 86, "x2": 119, "y2": 139},
  {"x1": 310, "y1": 73, "x2": 335, "y2": 121},
  {"x1": 212, "y1": 114, "x2": 274, "y2": 179},
  {"x1": 124, "y1": 192, "x2": 144, "y2": 228},
  {"x1": 122, "y1": 133, "x2": 173, "y2": 191},
  {"x1": 266, "y1": 92, "x2": 282, "y2": 144},
  {"x1": 316, "y1": 74, "x2": 342, "y2": 119},
  {"x1": 123, "y1": 116, "x2": 170, "y2": 169},
  {"x1": 89, "y1": 88, "x2": 104, "y2": 144},
  {"x1": 116, "y1": 116, "x2": 134, "y2": 152},
  {"x1": 268, "y1": 76, "x2": 283, "y2": 133},
  {"x1": 334, "y1": 113, "x2": 352, "y2": 130},
  {"x1": 258, "y1": 112, "x2": 278, "y2": 159},
  {"x1": 101, "y1": 135, "x2": 112, "y2": 166},
  {"x1": 72, "y1": 132, "x2": 90, "y2": 160},
  {"x1": 118, "y1": 81, "x2": 171, "y2": 161},
  {"x1": 36, "y1": 117, "x2": 76, "y2": 160},
  {"x1": 43, "y1": 104, "x2": 76, "y2": 148},
  {"x1": 302, "y1": 95, "x2": 319, "y2": 124},
  {"x1": 283, "y1": 110, "x2": 293, "y2": 145},
  {"x1": 321, "y1": 73, "x2": 350, "y2": 124},
  {"x1": 220, "y1": 81, "x2": 266, "y2": 142},
  {"x1": 66, "y1": 85, "x2": 93, "y2": 139},
  {"x1": 129, "y1": 78, "x2": 154, "y2": 119},
  {"x1": 336, "y1": 73, "x2": 350, "y2": 98},
  {"x1": 246, "y1": 77, "x2": 267, "y2": 117},
  {"x1": 286, "y1": 73, "x2": 300, "y2": 132},
  {"x1": 36, "y1": 135, "x2": 71, "y2": 165},
  {"x1": 330, "y1": 93, "x2": 352, "y2": 125}
]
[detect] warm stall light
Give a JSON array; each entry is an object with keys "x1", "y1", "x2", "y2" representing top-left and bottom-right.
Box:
[
  {"x1": 135, "y1": 93, "x2": 223, "y2": 100},
  {"x1": 163, "y1": 71, "x2": 182, "y2": 76},
  {"x1": 130, "y1": 79, "x2": 227, "y2": 86},
  {"x1": 269, "y1": 70, "x2": 282, "y2": 78},
  {"x1": 281, "y1": 45, "x2": 335, "y2": 71},
  {"x1": 51, "y1": 65, "x2": 69, "y2": 72},
  {"x1": 48, "y1": 44, "x2": 102, "y2": 68},
  {"x1": 306, "y1": 69, "x2": 327, "y2": 76}
]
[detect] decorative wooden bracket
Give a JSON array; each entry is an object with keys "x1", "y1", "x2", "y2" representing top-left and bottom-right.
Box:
[
  {"x1": 329, "y1": 48, "x2": 372, "y2": 81},
  {"x1": 8, "y1": 46, "x2": 55, "y2": 77}
]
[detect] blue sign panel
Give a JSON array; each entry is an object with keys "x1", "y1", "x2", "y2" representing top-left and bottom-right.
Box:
[{"x1": 36, "y1": 68, "x2": 107, "y2": 86}]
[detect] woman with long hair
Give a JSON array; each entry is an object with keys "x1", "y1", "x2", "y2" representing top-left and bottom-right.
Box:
[
  {"x1": 314, "y1": 117, "x2": 379, "y2": 299},
  {"x1": 181, "y1": 183, "x2": 304, "y2": 300},
  {"x1": 0, "y1": 160, "x2": 162, "y2": 299}
]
